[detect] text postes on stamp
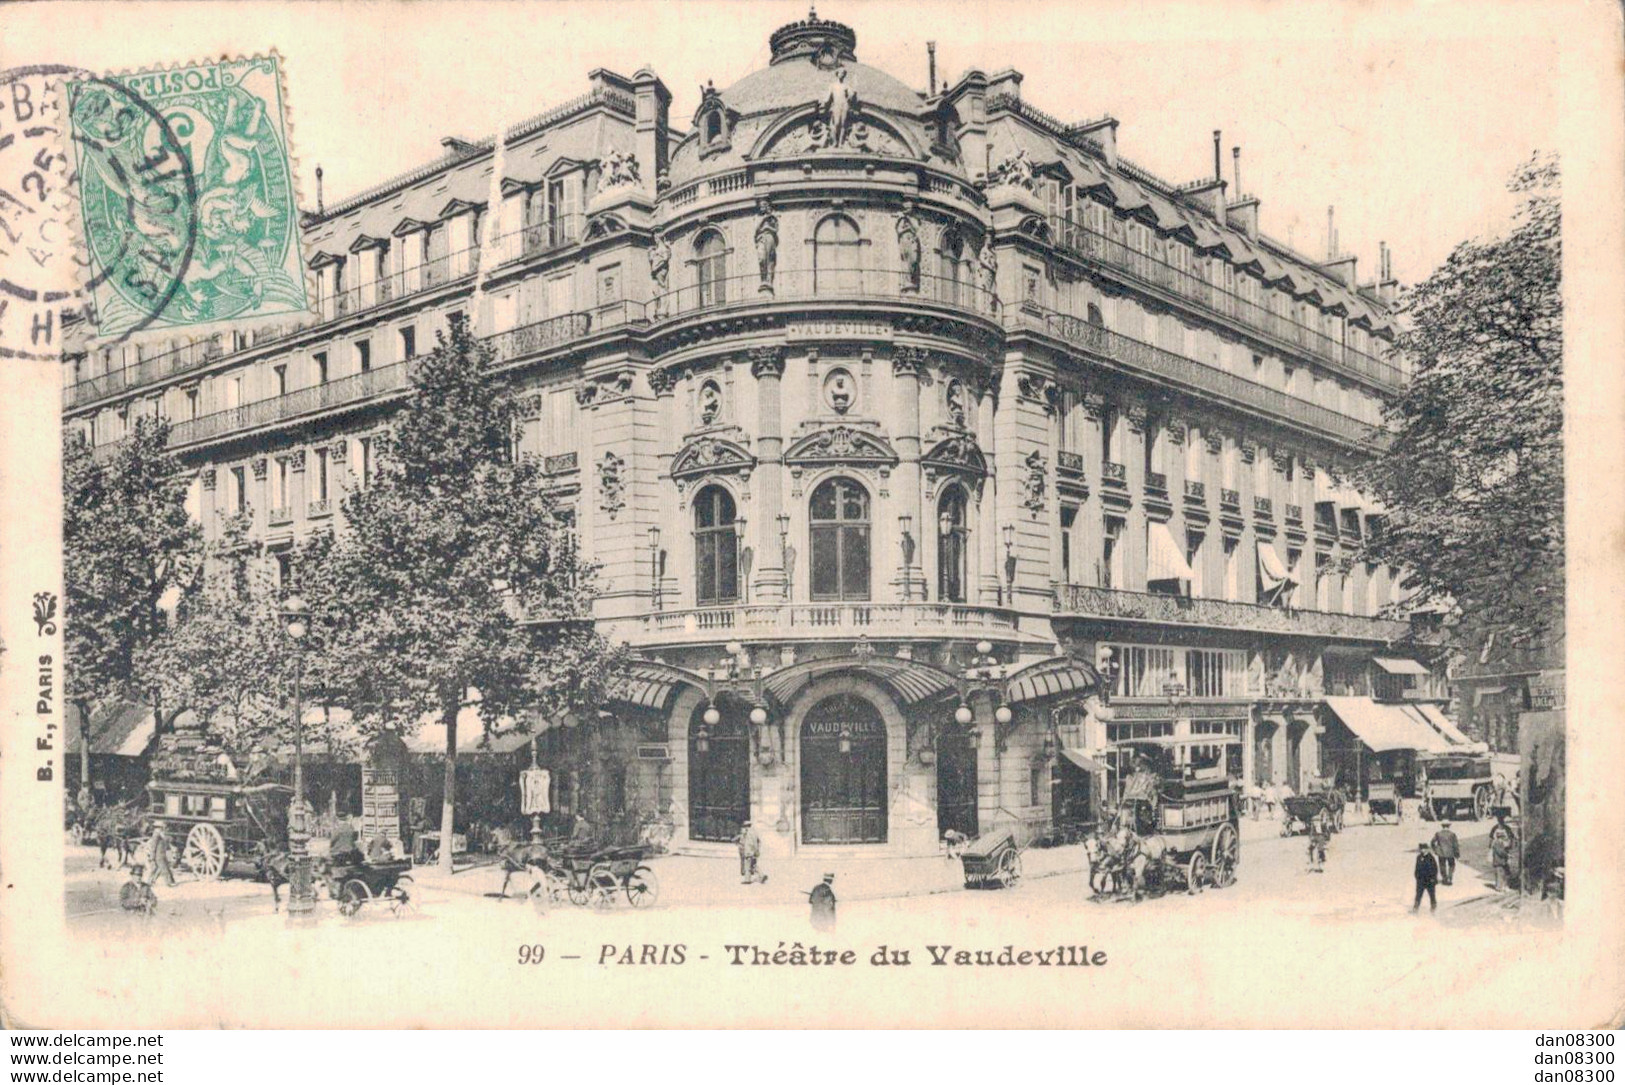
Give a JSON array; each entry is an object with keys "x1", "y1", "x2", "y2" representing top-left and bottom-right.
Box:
[{"x1": 66, "y1": 55, "x2": 310, "y2": 340}]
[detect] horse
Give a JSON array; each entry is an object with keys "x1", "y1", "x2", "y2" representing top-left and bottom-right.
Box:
[
  {"x1": 93, "y1": 803, "x2": 147, "y2": 870},
  {"x1": 1117, "y1": 833, "x2": 1180, "y2": 900},
  {"x1": 494, "y1": 840, "x2": 553, "y2": 900},
  {"x1": 258, "y1": 850, "x2": 291, "y2": 912}
]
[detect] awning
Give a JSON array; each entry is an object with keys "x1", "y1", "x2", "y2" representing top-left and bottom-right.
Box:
[
  {"x1": 1373, "y1": 657, "x2": 1430, "y2": 676},
  {"x1": 1323, "y1": 696, "x2": 1454, "y2": 754},
  {"x1": 1060, "y1": 749, "x2": 1108, "y2": 773},
  {"x1": 611, "y1": 662, "x2": 698, "y2": 711},
  {"x1": 1257, "y1": 541, "x2": 1295, "y2": 595},
  {"x1": 65, "y1": 702, "x2": 157, "y2": 758},
  {"x1": 762, "y1": 656, "x2": 960, "y2": 707},
  {"x1": 1004, "y1": 657, "x2": 1105, "y2": 705},
  {"x1": 1147, "y1": 521, "x2": 1195, "y2": 588},
  {"x1": 1407, "y1": 703, "x2": 1474, "y2": 747}
]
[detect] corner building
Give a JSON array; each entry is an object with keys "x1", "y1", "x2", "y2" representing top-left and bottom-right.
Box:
[{"x1": 65, "y1": 13, "x2": 1434, "y2": 858}]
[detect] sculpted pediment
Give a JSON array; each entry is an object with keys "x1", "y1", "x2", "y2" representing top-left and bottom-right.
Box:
[
  {"x1": 784, "y1": 425, "x2": 899, "y2": 468},
  {"x1": 922, "y1": 432, "x2": 988, "y2": 478},
  {"x1": 754, "y1": 105, "x2": 918, "y2": 160},
  {"x1": 671, "y1": 434, "x2": 756, "y2": 482}
]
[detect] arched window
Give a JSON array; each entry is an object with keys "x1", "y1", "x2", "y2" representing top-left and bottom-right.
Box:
[
  {"x1": 937, "y1": 487, "x2": 969, "y2": 603},
  {"x1": 938, "y1": 228, "x2": 965, "y2": 305},
  {"x1": 695, "y1": 230, "x2": 727, "y2": 308},
  {"x1": 813, "y1": 214, "x2": 862, "y2": 294},
  {"x1": 693, "y1": 486, "x2": 739, "y2": 605},
  {"x1": 704, "y1": 112, "x2": 722, "y2": 144},
  {"x1": 809, "y1": 477, "x2": 871, "y2": 601}
]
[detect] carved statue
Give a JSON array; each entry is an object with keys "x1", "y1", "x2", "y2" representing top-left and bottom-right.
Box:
[
  {"x1": 650, "y1": 236, "x2": 671, "y2": 316},
  {"x1": 822, "y1": 67, "x2": 858, "y2": 148},
  {"x1": 896, "y1": 214, "x2": 921, "y2": 292},
  {"x1": 754, "y1": 212, "x2": 779, "y2": 293},
  {"x1": 699, "y1": 381, "x2": 722, "y2": 427},
  {"x1": 989, "y1": 147, "x2": 1035, "y2": 190},
  {"x1": 945, "y1": 378, "x2": 968, "y2": 429},
  {"x1": 1022, "y1": 449, "x2": 1047, "y2": 513},
  {"x1": 978, "y1": 242, "x2": 999, "y2": 310},
  {"x1": 604, "y1": 147, "x2": 641, "y2": 188}
]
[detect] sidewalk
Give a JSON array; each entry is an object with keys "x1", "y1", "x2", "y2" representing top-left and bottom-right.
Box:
[{"x1": 410, "y1": 841, "x2": 1093, "y2": 908}]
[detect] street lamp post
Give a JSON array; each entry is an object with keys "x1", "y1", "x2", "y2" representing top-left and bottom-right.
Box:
[
  {"x1": 281, "y1": 595, "x2": 315, "y2": 916},
  {"x1": 648, "y1": 526, "x2": 662, "y2": 612}
]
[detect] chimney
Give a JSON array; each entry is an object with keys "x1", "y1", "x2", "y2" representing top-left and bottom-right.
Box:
[
  {"x1": 1232, "y1": 146, "x2": 1242, "y2": 196},
  {"x1": 315, "y1": 165, "x2": 324, "y2": 216},
  {"x1": 1213, "y1": 130, "x2": 1222, "y2": 182},
  {"x1": 632, "y1": 66, "x2": 672, "y2": 192},
  {"x1": 1378, "y1": 241, "x2": 1399, "y2": 303},
  {"x1": 927, "y1": 41, "x2": 937, "y2": 97},
  {"x1": 1073, "y1": 116, "x2": 1118, "y2": 167},
  {"x1": 987, "y1": 68, "x2": 1023, "y2": 101}
]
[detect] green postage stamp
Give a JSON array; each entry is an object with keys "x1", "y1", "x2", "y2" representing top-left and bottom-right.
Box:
[{"x1": 65, "y1": 55, "x2": 310, "y2": 340}]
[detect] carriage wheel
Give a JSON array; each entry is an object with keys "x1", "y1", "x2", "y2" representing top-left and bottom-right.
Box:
[
  {"x1": 565, "y1": 872, "x2": 593, "y2": 907},
  {"x1": 184, "y1": 824, "x2": 226, "y2": 880},
  {"x1": 625, "y1": 866, "x2": 659, "y2": 909},
  {"x1": 338, "y1": 879, "x2": 371, "y2": 917},
  {"x1": 588, "y1": 863, "x2": 619, "y2": 910},
  {"x1": 999, "y1": 849, "x2": 1022, "y2": 887},
  {"x1": 1186, "y1": 852, "x2": 1208, "y2": 894},
  {"x1": 1473, "y1": 787, "x2": 1492, "y2": 821},
  {"x1": 389, "y1": 875, "x2": 416, "y2": 917},
  {"x1": 1209, "y1": 823, "x2": 1239, "y2": 888}
]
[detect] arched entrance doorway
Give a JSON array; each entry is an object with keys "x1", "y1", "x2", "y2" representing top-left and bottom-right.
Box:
[
  {"x1": 801, "y1": 694, "x2": 887, "y2": 844},
  {"x1": 936, "y1": 726, "x2": 978, "y2": 839},
  {"x1": 688, "y1": 704, "x2": 749, "y2": 843}
]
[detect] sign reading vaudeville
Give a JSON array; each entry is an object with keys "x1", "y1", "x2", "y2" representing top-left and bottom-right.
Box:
[{"x1": 784, "y1": 320, "x2": 894, "y2": 341}]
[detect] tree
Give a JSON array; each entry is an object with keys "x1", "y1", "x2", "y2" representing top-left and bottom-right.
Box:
[
  {"x1": 1358, "y1": 153, "x2": 1562, "y2": 655},
  {"x1": 311, "y1": 322, "x2": 624, "y2": 871},
  {"x1": 62, "y1": 417, "x2": 202, "y2": 789}
]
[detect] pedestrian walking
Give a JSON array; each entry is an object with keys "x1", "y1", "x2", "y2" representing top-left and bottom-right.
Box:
[
  {"x1": 1412, "y1": 842, "x2": 1439, "y2": 913},
  {"x1": 1307, "y1": 810, "x2": 1330, "y2": 873},
  {"x1": 808, "y1": 873, "x2": 837, "y2": 931},
  {"x1": 1490, "y1": 818, "x2": 1516, "y2": 892},
  {"x1": 1430, "y1": 822, "x2": 1460, "y2": 886},
  {"x1": 1244, "y1": 782, "x2": 1263, "y2": 820},
  {"x1": 148, "y1": 822, "x2": 177, "y2": 887},
  {"x1": 736, "y1": 820, "x2": 766, "y2": 884}
]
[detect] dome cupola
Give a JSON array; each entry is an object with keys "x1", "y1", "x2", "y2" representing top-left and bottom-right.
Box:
[{"x1": 768, "y1": 7, "x2": 859, "y2": 68}]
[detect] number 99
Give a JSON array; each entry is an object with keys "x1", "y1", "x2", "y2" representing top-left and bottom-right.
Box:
[{"x1": 518, "y1": 944, "x2": 546, "y2": 964}]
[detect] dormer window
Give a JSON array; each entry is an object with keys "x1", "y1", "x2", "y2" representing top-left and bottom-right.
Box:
[
  {"x1": 705, "y1": 112, "x2": 722, "y2": 144},
  {"x1": 693, "y1": 80, "x2": 735, "y2": 159}
]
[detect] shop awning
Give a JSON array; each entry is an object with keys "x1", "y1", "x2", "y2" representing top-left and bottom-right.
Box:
[
  {"x1": 1406, "y1": 703, "x2": 1474, "y2": 747},
  {"x1": 611, "y1": 662, "x2": 698, "y2": 711},
  {"x1": 1147, "y1": 521, "x2": 1195, "y2": 589},
  {"x1": 1004, "y1": 657, "x2": 1105, "y2": 705},
  {"x1": 1257, "y1": 541, "x2": 1295, "y2": 595},
  {"x1": 1323, "y1": 696, "x2": 1454, "y2": 754},
  {"x1": 1060, "y1": 748, "x2": 1108, "y2": 773},
  {"x1": 1373, "y1": 657, "x2": 1430, "y2": 676}
]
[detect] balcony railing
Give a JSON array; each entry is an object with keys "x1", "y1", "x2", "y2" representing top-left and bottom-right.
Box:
[
  {"x1": 1285, "y1": 503, "x2": 1304, "y2": 523},
  {"x1": 1057, "y1": 450, "x2": 1085, "y2": 476},
  {"x1": 653, "y1": 269, "x2": 996, "y2": 322},
  {"x1": 639, "y1": 601, "x2": 1020, "y2": 639},
  {"x1": 1044, "y1": 217, "x2": 1403, "y2": 390},
  {"x1": 307, "y1": 499, "x2": 332, "y2": 518},
  {"x1": 268, "y1": 506, "x2": 292, "y2": 526},
  {"x1": 1220, "y1": 488, "x2": 1241, "y2": 509},
  {"x1": 1103, "y1": 460, "x2": 1127, "y2": 485},
  {"x1": 1146, "y1": 471, "x2": 1169, "y2": 495},
  {"x1": 1184, "y1": 480, "x2": 1206, "y2": 502},
  {"x1": 1021, "y1": 306, "x2": 1387, "y2": 448},
  {"x1": 544, "y1": 452, "x2": 580, "y2": 474},
  {"x1": 64, "y1": 221, "x2": 590, "y2": 413},
  {"x1": 1254, "y1": 496, "x2": 1274, "y2": 518},
  {"x1": 1052, "y1": 583, "x2": 1410, "y2": 642}
]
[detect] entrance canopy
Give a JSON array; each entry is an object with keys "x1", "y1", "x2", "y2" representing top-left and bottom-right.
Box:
[
  {"x1": 762, "y1": 655, "x2": 958, "y2": 707},
  {"x1": 1004, "y1": 656, "x2": 1105, "y2": 705},
  {"x1": 1060, "y1": 748, "x2": 1108, "y2": 773},
  {"x1": 611, "y1": 661, "x2": 706, "y2": 711},
  {"x1": 1323, "y1": 696, "x2": 1454, "y2": 754}
]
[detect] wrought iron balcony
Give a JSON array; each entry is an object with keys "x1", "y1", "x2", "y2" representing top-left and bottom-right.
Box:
[
  {"x1": 1254, "y1": 496, "x2": 1274, "y2": 518},
  {"x1": 1220, "y1": 488, "x2": 1241, "y2": 509},
  {"x1": 1185, "y1": 480, "x2": 1206, "y2": 502},
  {"x1": 1015, "y1": 306, "x2": 1389, "y2": 449},
  {"x1": 1285, "y1": 503, "x2": 1304, "y2": 524},
  {"x1": 268, "y1": 506, "x2": 293, "y2": 526},
  {"x1": 1103, "y1": 460, "x2": 1128, "y2": 485},
  {"x1": 1146, "y1": 471, "x2": 1169, "y2": 496},
  {"x1": 1051, "y1": 582, "x2": 1410, "y2": 642},
  {"x1": 1043, "y1": 217, "x2": 1404, "y2": 391},
  {"x1": 307, "y1": 499, "x2": 332, "y2": 518},
  {"x1": 1057, "y1": 450, "x2": 1085, "y2": 476},
  {"x1": 652, "y1": 269, "x2": 996, "y2": 323},
  {"x1": 636, "y1": 601, "x2": 1020, "y2": 641},
  {"x1": 544, "y1": 452, "x2": 580, "y2": 475}
]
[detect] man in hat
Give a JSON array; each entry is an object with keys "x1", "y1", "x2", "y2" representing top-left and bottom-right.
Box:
[
  {"x1": 1490, "y1": 813, "x2": 1517, "y2": 891},
  {"x1": 1412, "y1": 841, "x2": 1439, "y2": 913},
  {"x1": 147, "y1": 821, "x2": 177, "y2": 888},
  {"x1": 736, "y1": 820, "x2": 765, "y2": 884},
  {"x1": 1430, "y1": 822, "x2": 1461, "y2": 886},
  {"x1": 809, "y1": 873, "x2": 837, "y2": 931}
]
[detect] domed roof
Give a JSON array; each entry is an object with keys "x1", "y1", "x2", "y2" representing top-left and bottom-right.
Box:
[{"x1": 722, "y1": 10, "x2": 925, "y2": 117}]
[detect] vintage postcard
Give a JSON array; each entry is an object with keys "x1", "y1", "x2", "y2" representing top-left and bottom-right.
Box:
[{"x1": 0, "y1": 0, "x2": 1621, "y2": 1030}]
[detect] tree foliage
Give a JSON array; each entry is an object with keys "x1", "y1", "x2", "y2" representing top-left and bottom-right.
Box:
[
  {"x1": 62, "y1": 417, "x2": 202, "y2": 777},
  {"x1": 1359, "y1": 153, "x2": 1562, "y2": 654},
  {"x1": 308, "y1": 322, "x2": 625, "y2": 867}
]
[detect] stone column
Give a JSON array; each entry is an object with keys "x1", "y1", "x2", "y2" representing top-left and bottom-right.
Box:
[
  {"x1": 977, "y1": 372, "x2": 1002, "y2": 605},
  {"x1": 749, "y1": 346, "x2": 787, "y2": 602},
  {"x1": 891, "y1": 347, "x2": 928, "y2": 601},
  {"x1": 1124, "y1": 403, "x2": 1151, "y2": 590}
]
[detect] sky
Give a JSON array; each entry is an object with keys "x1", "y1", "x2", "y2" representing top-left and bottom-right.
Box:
[{"x1": 3, "y1": 0, "x2": 1566, "y2": 286}]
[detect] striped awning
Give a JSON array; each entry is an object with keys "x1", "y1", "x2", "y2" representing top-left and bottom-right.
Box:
[
  {"x1": 1147, "y1": 521, "x2": 1196, "y2": 588},
  {"x1": 609, "y1": 662, "x2": 704, "y2": 711},
  {"x1": 761, "y1": 657, "x2": 959, "y2": 707},
  {"x1": 1004, "y1": 657, "x2": 1105, "y2": 706}
]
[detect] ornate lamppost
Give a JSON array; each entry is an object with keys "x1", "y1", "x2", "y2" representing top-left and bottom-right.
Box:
[
  {"x1": 776, "y1": 512, "x2": 792, "y2": 601},
  {"x1": 648, "y1": 526, "x2": 662, "y2": 612},
  {"x1": 281, "y1": 595, "x2": 315, "y2": 917}
]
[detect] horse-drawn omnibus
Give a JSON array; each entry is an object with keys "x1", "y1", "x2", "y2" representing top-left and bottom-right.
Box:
[
  {"x1": 145, "y1": 734, "x2": 290, "y2": 880},
  {"x1": 1416, "y1": 750, "x2": 1496, "y2": 822},
  {"x1": 1095, "y1": 739, "x2": 1242, "y2": 896}
]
